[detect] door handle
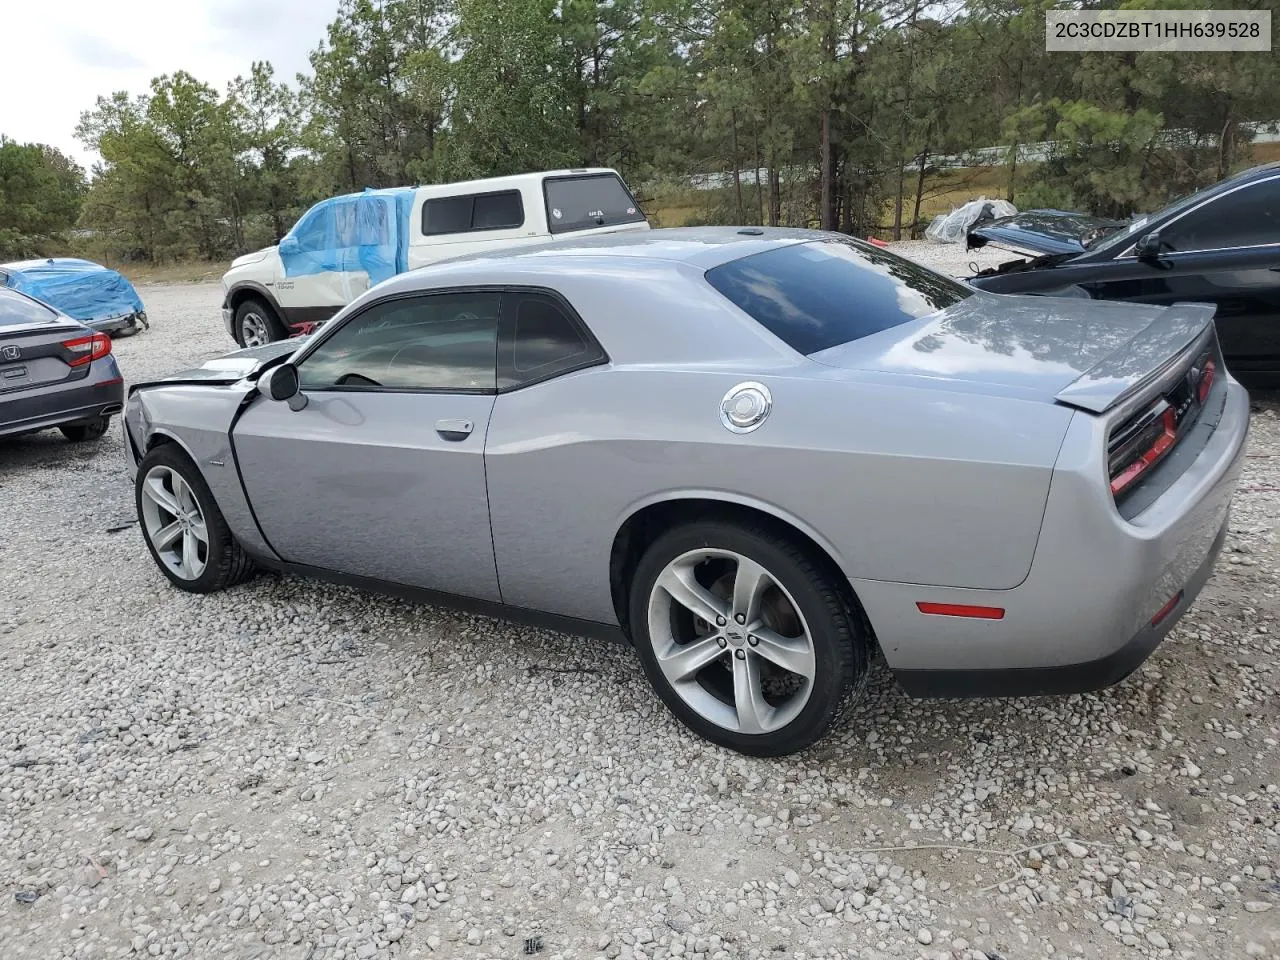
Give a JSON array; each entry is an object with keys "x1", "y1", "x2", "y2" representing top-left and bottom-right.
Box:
[{"x1": 435, "y1": 418, "x2": 474, "y2": 441}]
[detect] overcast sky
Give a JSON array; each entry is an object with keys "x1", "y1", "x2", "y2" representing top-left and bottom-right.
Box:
[{"x1": 1, "y1": 0, "x2": 342, "y2": 171}]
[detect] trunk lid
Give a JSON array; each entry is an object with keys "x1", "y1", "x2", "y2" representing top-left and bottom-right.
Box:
[
  {"x1": 0, "y1": 291, "x2": 88, "y2": 395},
  {"x1": 811, "y1": 292, "x2": 1212, "y2": 412},
  {"x1": 1051, "y1": 302, "x2": 1216, "y2": 414},
  {"x1": 967, "y1": 209, "x2": 1128, "y2": 256}
]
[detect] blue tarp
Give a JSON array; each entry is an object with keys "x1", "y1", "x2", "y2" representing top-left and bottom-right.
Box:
[
  {"x1": 279, "y1": 187, "x2": 416, "y2": 286},
  {"x1": 3, "y1": 258, "x2": 145, "y2": 325}
]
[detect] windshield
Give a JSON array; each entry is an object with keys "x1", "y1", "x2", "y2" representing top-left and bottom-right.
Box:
[{"x1": 705, "y1": 238, "x2": 973, "y2": 355}]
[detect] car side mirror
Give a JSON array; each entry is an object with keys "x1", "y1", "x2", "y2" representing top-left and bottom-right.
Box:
[
  {"x1": 279, "y1": 236, "x2": 299, "y2": 256},
  {"x1": 258, "y1": 363, "x2": 308, "y2": 411},
  {"x1": 1134, "y1": 231, "x2": 1163, "y2": 261}
]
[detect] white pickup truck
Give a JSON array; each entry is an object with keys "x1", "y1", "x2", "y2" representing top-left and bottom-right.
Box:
[{"x1": 220, "y1": 168, "x2": 650, "y2": 346}]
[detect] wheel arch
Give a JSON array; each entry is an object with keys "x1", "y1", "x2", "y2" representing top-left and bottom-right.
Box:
[
  {"x1": 142, "y1": 428, "x2": 200, "y2": 466},
  {"x1": 608, "y1": 493, "x2": 876, "y2": 646},
  {"x1": 226, "y1": 283, "x2": 283, "y2": 320}
]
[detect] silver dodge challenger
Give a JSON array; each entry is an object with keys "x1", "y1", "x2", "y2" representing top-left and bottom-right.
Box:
[{"x1": 123, "y1": 227, "x2": 1250, "y2": 755}]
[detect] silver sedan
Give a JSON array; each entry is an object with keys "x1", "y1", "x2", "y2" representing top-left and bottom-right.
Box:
[{"x1": 122, "y1": 228, "x2": 1249, "y2": 755}]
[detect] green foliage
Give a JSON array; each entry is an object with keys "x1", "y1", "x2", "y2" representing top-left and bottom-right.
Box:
[
  {"x1": 0, "y1": 138, "x2": 86, "y2": 259},
  {"x1": 11, "y1": 0, "x2": 1274, "y2": 264}
]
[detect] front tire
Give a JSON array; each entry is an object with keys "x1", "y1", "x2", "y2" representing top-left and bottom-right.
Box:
[
  {"x1": 60, "y1": 416, "x2": 110, "y2": 443},
  {"x1": 135, "y1": 444, "x2": 256, "y2": 593},
  {"x1": 234, "y1": 298, "x2": 286, "y2": 347},
  {"x1": 629, "y1": 519, "x2": 870, "y2": 756}
]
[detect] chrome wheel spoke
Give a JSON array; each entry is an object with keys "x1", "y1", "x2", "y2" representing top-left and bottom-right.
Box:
[
  {"x1": 152, "y1": 519, "x2": 183, "y2": 551},
  {"x1": 731, "y1": 556, "x2": 770, "y2": 625},
  {"x1": 657, "y1": 562, "x2": 728, "y2": 625},
  {"x1": 749, "y1": 627, "x2": 816, "y2": 680},
  {"x1": 180, "y1": 530, "x2": 203, "y2": 578},
  {"x1": 174, "y1": 476, "x2": 197, "y2": 515},
  {"x1": 657, "y1": 636, "x2": 724, "y2": 684},
  {"x1": 144, "y1": 475, "x2": 181, "y2": 517},
  {"x1": 732, "y1": 651, "x2": 770, "y2": 734}
]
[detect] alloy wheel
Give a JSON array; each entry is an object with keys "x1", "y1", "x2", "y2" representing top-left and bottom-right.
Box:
[
  {"x1": 240, "y1": 311, "x2": 270, "y2": 347},
  {"x1": 646, "y1": 548, "x2": 816, "y2": 735},
  {"x1": 140, "y1": 465, "x2": 209, "y2": 581}
]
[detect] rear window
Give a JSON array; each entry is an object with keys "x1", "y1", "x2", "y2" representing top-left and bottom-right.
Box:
[
  {"x1": 704, "y1": 239, "x2": 973, "y2": 355},
  {"x1": 543, "y1": 174, "x2": 645, "y2": 235},
  {"x1": 0, "y1": 289, "x2": 57, "y2": 327}
]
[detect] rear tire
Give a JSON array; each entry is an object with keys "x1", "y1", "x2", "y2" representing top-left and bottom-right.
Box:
[
  {"x1": 60, "y1": 416, "x2": 110, "y2": 443},
  {"x1": 628, "y1": 519, "x2": 870, "y2": 756},
  {"x1": 135, "y1": 444, "x2": 257, "y2": 593},
  {"x1": 234, "y1": 298, "x2": 286, "y2": 347}
]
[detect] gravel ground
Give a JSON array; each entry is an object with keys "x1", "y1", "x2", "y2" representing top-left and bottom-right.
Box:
[{"x1": 1, "y1": 245, "x2": 1278, "y2": 960}]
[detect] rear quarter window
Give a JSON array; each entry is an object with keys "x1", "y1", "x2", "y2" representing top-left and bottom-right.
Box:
[
  {"x1": 704, "y1": 239, "x2": 973, "y2": 355},
  {"x1": 543, "y1": 174, "x2": 645, "y2": 235}
]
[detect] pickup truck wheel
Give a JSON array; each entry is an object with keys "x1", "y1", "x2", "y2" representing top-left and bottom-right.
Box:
[
  {"x1": 136, "y1": 444, "x2": 257, "y2": 593},
  {"x1": 235, "y1": 299, "x2": 285, "y2": 347}
]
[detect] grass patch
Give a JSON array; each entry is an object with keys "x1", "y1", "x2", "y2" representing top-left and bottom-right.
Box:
[{"x1": 116, "y1": 261, "x2": 226, "y2": 285}]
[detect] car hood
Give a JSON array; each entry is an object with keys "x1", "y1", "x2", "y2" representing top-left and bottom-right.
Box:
[
  {"x1": 967, "y1": 209, "x2": 1128, "y2": 256},
  {"x1": 229, "y1": 246, "x2": 277, "y2": 269},
  {"x1": 130, "y1": 340, "x2": 298, "y2": 393},
  {"x1": 811, "y1": 292, "x2": 1215, "y2": 413}
]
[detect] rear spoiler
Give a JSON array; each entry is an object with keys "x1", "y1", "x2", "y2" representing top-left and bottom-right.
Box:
[{"x1": 1053, "y1": 302, "x2": 1217, "y2": 415}]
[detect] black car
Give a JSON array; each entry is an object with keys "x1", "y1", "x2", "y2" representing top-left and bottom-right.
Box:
[{"x1": 967, "y1": 163, "x2": 1280, "y2": 386}]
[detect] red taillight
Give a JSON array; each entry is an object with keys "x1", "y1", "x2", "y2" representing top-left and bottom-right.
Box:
[
  {"x1": 62, "y1": 332, "x2": 112, "y2": 367},
  {"x1": 1109, "y1": 406, "x2": 1177, "y2": 498},
  {"x1": 1198, "y1": 359, "x2": 1216, "y2": 404},
  {"x1": 916, "y1": 602, "x2": 1006, "y2": 620},
  {"x1": 1149, "y1": 590, "x2": 1183, "y2": 627}
]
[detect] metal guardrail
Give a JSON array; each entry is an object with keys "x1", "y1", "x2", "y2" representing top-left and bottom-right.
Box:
[{"x1": 682, "y1": 122, "x2": 1280, "y2": 189}]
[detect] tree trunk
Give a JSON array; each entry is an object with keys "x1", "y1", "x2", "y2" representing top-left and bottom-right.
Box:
[
  {"x1": 1218, "y1": 109, "x2": 1235, "y2": 181},
  {"x1": 753, "y1": 125, "x2": 765, "y2": 225},
  {"x1": 910, "y1": 126, "x2": 931, "y2": 240},
  {"x1": 893, "y1": 0, "x2": 923, "y2": 241},
  {"x1": 1006, "y1": 140, "x2": 1019, "y2": 203},
  {"x1": 731, "y1": 107, "x2": 745, "y2": 223},
  {"x1": 892, "y1": 159, "x2": 906, "y2": 241},
  {"x1": 768, "y1": 165, "x2": 780, "y2": 227},
  {"x1": 818, "y1": 0, "x2": 838, "y2": 230},
  {"x1": 820, "y1": 110, "x2": 834, "y2": 230}
]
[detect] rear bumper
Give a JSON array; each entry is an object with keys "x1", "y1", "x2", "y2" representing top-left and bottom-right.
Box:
[
  {"x1": 894, "y1": 518, "x2": 1228, "y2": 697},
  {"x1": 0, "y1": 357, "x2": 125, "y2": 438},
  {"x1": 858, "y1": 377, "x2": 1250, "y2": 697},
  {"x1": 88, "y1": 312, "x2": 146, "y2": 336}
]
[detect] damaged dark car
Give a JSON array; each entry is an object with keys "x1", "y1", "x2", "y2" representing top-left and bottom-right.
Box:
[{"x1": 967, "y1": 163, "x2": 1280, "y2": 386}]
